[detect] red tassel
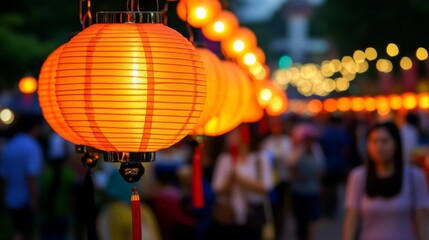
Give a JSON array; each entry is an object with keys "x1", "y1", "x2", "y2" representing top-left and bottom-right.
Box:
[
  {"x1": 131, "y1": 186, "x2": 142, "y2": 240},
  {"x1": 241, "y1": 124, "x2": 251, "y2": 145},
  {"x1": 192, "y1": 145, "x2": 204, "y2": 208},
  {"x1": 230, "y1": 144, "x2": 238, "y2": 165},
  {"x1": 258, "y1": 116, "x2": 269, "y2": 137}
]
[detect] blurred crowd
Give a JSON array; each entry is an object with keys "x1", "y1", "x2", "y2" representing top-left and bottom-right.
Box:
[{"x1": 1, "y1": 109, "x2": 429, "y2": 240}]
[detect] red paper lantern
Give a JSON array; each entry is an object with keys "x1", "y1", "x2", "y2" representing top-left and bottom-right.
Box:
[
  {"x1": 55, "y1": 12, "x2": 206, "y2": 152},
  {"x1": 177, "y1": 0, "x2": 222, "y2": 28}
]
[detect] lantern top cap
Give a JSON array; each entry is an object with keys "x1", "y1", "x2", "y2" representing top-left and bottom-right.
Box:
[{"x1": 96, "y1": 11, "x2": 163, "y2": 24}]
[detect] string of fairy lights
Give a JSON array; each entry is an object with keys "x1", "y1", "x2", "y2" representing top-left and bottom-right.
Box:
[{"x1": 274, "y1": 44, "x2": 429, "y2": 97}]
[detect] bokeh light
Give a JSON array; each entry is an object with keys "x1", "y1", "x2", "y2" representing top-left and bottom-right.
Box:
[
  {"x1": 324, "y1": 98, "x2": 337, "y2": 112},
  {"x1": 0, "y1": 108, "x2": 14, "y2": 125},
  {"x1": 386, "y1": 43, "x2": 399, "y2": 57},
  {"x1": 416, "y1": 47, "x2": 428, "y2": 61},
  {"x1": 403, "y1": 92, "x2": 417, "y2": 109},
  {"x1": 400, "y1": 57, "x2": 412, "y2": 70},
  {"x1": 365, "y1": 47, "x2": 378, "y2": 61},
  {"x1": 19, "y1": 76, "x2": 38, "y2": 94}
]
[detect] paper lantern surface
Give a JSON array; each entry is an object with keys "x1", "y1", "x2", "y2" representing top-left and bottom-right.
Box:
[
  {"x1": 177, "y1": 0, "x2": 221, "y2": 28},
  {"x1": 201, "y1": 10, "x2": 239, "y2": 41},
  {"x1": 55, "y1": 23, "x2": 206, "y2": 152},
  {"x1": 201, "y1": 62, "x2": 246, "y2": 136},
  {"x1": 38, "y1": 44, "x2": 85, "y2": 145}
]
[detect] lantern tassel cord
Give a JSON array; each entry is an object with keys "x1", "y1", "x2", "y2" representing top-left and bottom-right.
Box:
[
  {"x1": 131, "y1": 185, "x2": 142, "y2": 240},
  {"x1": 83, "y1": 169, "x2": 97, "y2": 240},
  {"x1": 192, "y1": 143, "x2": 204, "y2": 208}
]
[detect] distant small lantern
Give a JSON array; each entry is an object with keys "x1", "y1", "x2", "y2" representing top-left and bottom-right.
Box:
[
  {"x1": 266, "y1": 85, "x2": 288, "y2": 117},
  {"x1": 19, "y1": 76, "x2": 38, "y2": 94},
  {"x1": 201, "y1": 10, "x2": 239, "y2": 41},
  {"x1": 221, "y1": 27, "x2": 257, "y2": 59},
  {"x1": 177, "y1": 0, "x2": 221, "y2": 28}
]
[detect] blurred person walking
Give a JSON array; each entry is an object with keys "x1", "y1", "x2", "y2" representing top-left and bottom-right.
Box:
[
  {"x1": 343, "y1": 121, "x2": 429, "y2": 240},
  {"x1": 319, "y1": 115, "x2": 351, "y2": 219},
  {"x1": 39, "y1": 131, "x2": 76, "y2": 240},
  {"x1": 0, "y1": 113, "x2": 44, "y2": 240},
  {"x1": 261, "y1": 117, "x2": 292, "y2": 239},
  {"x1": 211, "y1": 125, "x2": 273, "y2": 240},
  {"x1": 289, "y1": 121, "x2": 325, "y2": 240}
]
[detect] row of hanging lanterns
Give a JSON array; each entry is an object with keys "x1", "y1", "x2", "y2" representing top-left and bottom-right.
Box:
[
  {"x1": 176, "y1": 0, "x2": 288, "y2": 123},
  {"x1": 287, "y1": 92, "x2": 429, "y2": 116},
  {"x1": 34, "y1": 1, "x2": 285, "y2": 239}
]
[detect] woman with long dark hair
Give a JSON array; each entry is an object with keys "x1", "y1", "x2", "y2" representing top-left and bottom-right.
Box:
[{"x1": 343, "y1": 121, "x2": 429, "y2": 240}]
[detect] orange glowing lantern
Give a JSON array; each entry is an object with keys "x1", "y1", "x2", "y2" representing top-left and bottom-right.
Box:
[
  {"x1": 55, "y1": 12, "x2": 206, "y2": 152},
  {"x1": 364, "y1": 97, "x2": 377, "y2": 112},
  {"x1": 324, "y1": 98, "x2": 337, "y2": 113},
  {"x1": 418, "y1": 93, "x2": 429, "y2": 109},
  {"x1": 388, "y1": 94, "x2": 402, "y2": 110},
  {"x1": 38, "y1": 44, "x2": 84, "y2": 145},
  {"x1": 19, "y1": 76, "x2": 38, "y2": 94},
  {"x1": 266, "y1": 85, "x2": 288, "y2": 116},
  {"x1": 201, "y1": 10, "x2": 239, "y2": 41},
  {"x1": 239, "y1": 68, "x2": 263, "y2": 122},
  {"x1": 193, "y1": 48, "x2": 226, "y2": 129},
  {"x1": 249, "y1": 63, "x2": 270, "y2": 81},
  {"x1": 176, "y1": 0, "x2": 222, "y2": 28},
  {"x1": 403, "y1": 92, "x2": 417, "y2": 110},
  {"x1": 351, "y1": 97, "x2": 365, "y2": 112},
  {"x1": 238, "y1": 47, "x2": 266, "y2": 67},
  {"x1": 200, "y1": 62, "x2": 247, "y2": 136},
  {"x1": 376, "y1": 96, "x2": 390, "y2": 115},
  {"x1": 257, "y1": 80, "x2": 274, "y2": 108},
  {"x1": 337, "y1": 97, "x2": 351, "y2": 112},
  {"x1": 308, "y1": 99, "x2": 323, "y2": 114},
  {"x1": 221, "y1": 27, "x2": 257, "y2": 59}
]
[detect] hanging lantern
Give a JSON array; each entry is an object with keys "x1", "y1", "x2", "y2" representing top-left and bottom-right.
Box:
[
  {"x1": 351, "y1": 97, "x2": 365, "y2": 112},
  {"x1": 201, "y1": 10, "x2": 239, "y2": 41},
  {"x1": 363, "y1": 96, "x2": 377, "y2": 112},
  {"x1": 201, "y1": 62, "x2": 246, "y2": 136},
  {"x1": 19, "y1": 76, "x2": 38, "y2": 94},
  {"x1": 418, "y1": 93, "x2": 429, "y2": 109},
  {"x1": 55, "y1": 12, "x2": 206, "y2": 153},
  {"x1": 388, "y1": 94, "x2": 403, "y2": 110},
  {"x1": 238, "y1": 47, "x2": 266, "y2": 67},
  {"x1": 176, "y1": 0, "x2": 222, "y2": 28},
  {"x1": 193, "y1": 48, "x2": 226, "y2": 130},
  {"x1": 266, "y1": 84, "x2": 288, "y2": 116},
  {"x1": 221, "y1": 27, "x2": 257, "y2": 59},
  {"x1": 237, "y1": 67, "x2": 263, "y2": 123},
  {"x1": 324, "y1": 98, "x2": 337, "y2": 113},
  {"x1": 403, "y1": 92, "x2": 417, "y2": 109},
  {"x1": 38, "y1": 44, "x2": 85, "y2": 145},
  {"x1": 257, "y1": 80, "x2": 274, "y2": 108},
  {"x1": 249, "y1": 62, "x2": 270, "y2": 81}
]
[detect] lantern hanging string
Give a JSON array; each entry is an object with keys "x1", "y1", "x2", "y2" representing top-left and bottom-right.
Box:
[
  {"x1": 184, "y1": 0, "x2": 194, "y2": 43},
  {"x1": 79, "y1": 0, "x2": 92, "y2": 30}
]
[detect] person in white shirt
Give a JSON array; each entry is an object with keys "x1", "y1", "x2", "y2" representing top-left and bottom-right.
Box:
[{"x1": 211, "y1": 125, "x2": 273, "y2": 240}]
